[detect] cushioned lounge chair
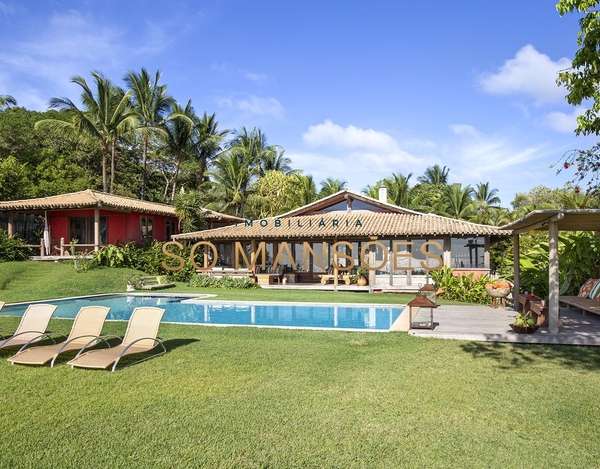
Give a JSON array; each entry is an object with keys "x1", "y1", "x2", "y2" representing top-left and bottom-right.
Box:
[
  {"x1": 8, "y1": 306, "x2": 111, "y2": 367},
  {"x1": 67, "y1": 306, "x2": 166, "y2": 372},
  {"x1": 0, "y1": 304, "x2": 57, "y2": 350}
]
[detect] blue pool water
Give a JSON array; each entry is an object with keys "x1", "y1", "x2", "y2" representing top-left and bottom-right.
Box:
[{"x1": 0, "y1": 294, "x2": 404, "y2": 331}]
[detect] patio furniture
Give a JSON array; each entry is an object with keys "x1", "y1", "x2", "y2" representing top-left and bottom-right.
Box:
[
  {"x1": 7, "y1": 306, "x2": 111, "y2": 367},
  {"x1": 67, "y1": 306, "x2": 166, "y2": 372},
  {"x1": 0, "y1": 304, "x2": 57, "y2": 350},
  {"x1": 139, "y1": 276, "x2": 176, "y2": 290}
]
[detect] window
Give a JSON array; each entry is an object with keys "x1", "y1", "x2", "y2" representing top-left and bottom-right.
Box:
[
  {"x1": 68, "y1": 217, "x2": 107, "y2": 245},
  {"x1": 451, "y1": 237, "x2": 485, "y2": 268},
  {"x1": 165, "y1": 220, "x2": 176, "y2": 240},
  {"x1": 141, "y1": 216, "x2": 154, "y2": 242}
]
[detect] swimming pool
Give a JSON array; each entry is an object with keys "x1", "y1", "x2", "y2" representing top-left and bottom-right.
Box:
[{"x1": 0, "y1": 294, "x2": 404, "y2": 331}]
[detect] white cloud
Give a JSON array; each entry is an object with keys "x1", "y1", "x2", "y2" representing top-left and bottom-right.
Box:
[
  {"x1": 477, "y1": 44, "x2": 571, "y2": 105},
  {"x1": 239, "y1": 69, "x2": 268, "y2": 84},
  {"x1": 298, "y1": 120, "x2": 438, "y2": 188},
  {"x1": 450, "y1": 124, "x2": 480, "y2": 138},
  {"x1": 544, "y1": 107, "x2": 586, "y2": 133},
  {"x1": 218, "y1": 95, "x2": 284, "y2": 119},
  {"x1": 0, "y1": 1, "x2": 15, "y2": 18},
  {"x1": 0, "y1": 9, "x2": 170, "y2": 110}
]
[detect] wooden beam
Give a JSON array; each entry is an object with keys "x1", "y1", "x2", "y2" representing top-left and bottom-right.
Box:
[{"x1": 548, "y1": 220, "x2": 560, "y2": 334}]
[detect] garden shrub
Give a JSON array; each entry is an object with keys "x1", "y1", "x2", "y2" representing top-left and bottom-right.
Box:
[
  {"x1": 189, "y1": 274, "x2": 260, "y2": 289},
  {"x1": 430, "y1": 266, "x2": 491, "y2": 304},
  {"x1": 0, "y1": 229, "x2": 28, "y2": 262}
]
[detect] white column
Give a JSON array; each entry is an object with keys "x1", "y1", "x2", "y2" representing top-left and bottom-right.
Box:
[{"x1": 94, "y1": 207, "x2": 100, "y2": 251}]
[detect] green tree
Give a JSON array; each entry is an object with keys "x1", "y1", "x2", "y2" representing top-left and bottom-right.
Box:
[
  {"x1": 0, "y1": 95, "x2": 16, "y2": 110},
  {"x1": 289, "y1": 174, "x2": 318, "y2": 208},
  {"x1": 0, "y1": 156, "x2": 32, "y2": 200},
  {"x1": 251, "y1": 170, "x2": 298, "y2": 217},
  {"x1": 124, "y1": 68, "x2": 177, "y2": 200},
  {"x1": 174, "y1": 190, "x2": 208, "y2": 233},
  {"x1": 319, "y1": 177, "x2": 347, "y2": 197},
  {"x1": 383, "y1": 172, "x2": 413, "y2": 207},
  {"x1": 36, "y1": 71, "x2": 136, "y2": 193},
  {"x1": 206, "y1": 151, "x2": 257, "y2": 217},
  {"x1": 440, "y1": 183, "x2": 476, "y2": 220},
  {"x1": 557, "y1": 0, "x2": 600, "y2": 135},
  {"x1": 417, "y1": 165, "x2": 450, "y2": 185}
]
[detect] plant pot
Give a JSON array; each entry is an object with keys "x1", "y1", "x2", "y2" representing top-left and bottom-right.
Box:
[
  {"x1": 126, "y1": 284, "x2": 136, "y2": 292},
  {"x1": 357, "y1": 277, "x2": 368, "y2": 286},
  {"x1": 485, "y1": 286, "x2": 511, "y2": 298},
  {"x1": 509, "y1": 323, "x2": 539, "y2": 334}
]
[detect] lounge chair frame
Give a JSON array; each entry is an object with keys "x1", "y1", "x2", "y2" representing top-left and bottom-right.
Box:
[
  {"x1": 68, "y1": 307, "x2": 166, "y2": 372},
  {"x1": 0, "y1": 304, "x2": 57, "y2": 350}
]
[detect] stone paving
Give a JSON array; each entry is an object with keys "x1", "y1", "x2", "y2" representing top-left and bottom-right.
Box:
[{"x1": 409, "y1": 304, "x2": 600, "y2": 346}]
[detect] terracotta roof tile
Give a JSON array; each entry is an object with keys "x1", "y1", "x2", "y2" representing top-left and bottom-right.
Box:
[
  {"x1": 174, "y1": 211, "x2": 511, "y2": 241},
  {"x1": 0, "y1": 190, "x2": 242, "y2": 221}
]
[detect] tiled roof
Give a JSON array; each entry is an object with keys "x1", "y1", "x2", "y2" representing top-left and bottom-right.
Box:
[
  {"x1": 0, "y1": 190, "x2": 242, "y2": 221},
  {"x1": 173, "y1": 211, "x2": 511, "y2": 241}
]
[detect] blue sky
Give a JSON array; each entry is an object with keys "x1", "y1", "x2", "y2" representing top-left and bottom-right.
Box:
[{"x1": 0, "y1": 0, "x2": 594, "y2": 206}]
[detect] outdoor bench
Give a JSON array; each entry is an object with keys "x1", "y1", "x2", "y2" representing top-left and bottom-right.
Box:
[
  {"x1": 559, "y1": 296, "x2": 600, "y2": 316},
  {"x1": 139, "y1": 276, "x2": 176, "y2": 290}
]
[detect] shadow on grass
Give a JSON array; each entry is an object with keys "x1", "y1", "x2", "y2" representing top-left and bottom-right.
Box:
[{"x1": 460, "y1": 340, "x2": 600, "y2": 371}]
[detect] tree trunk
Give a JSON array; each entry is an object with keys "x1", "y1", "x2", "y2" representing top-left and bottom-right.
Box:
[
  {"x1": 141, "y1": 136, "x2": 148, "y2": 200},
  {"x1": 101, "y1": 143, "x2": 108, "y2": 193},
  {"x1": 110, "y1": 140, "x2": 116, "y2": 194}
]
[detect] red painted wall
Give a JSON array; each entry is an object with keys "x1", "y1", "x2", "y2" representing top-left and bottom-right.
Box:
[{"x1": 47, "y1": 209, "x2": 178, "y2": 245}]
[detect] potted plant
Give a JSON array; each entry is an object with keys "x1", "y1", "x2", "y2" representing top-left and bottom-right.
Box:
[
  {"x1": 484, "y1": 279, "x2": 512, "y2": 307},
  {"x1": 354, "y1": 265, "x2": 369, "y2": 286},
  {"x1": 126, "y1": 274, "x2": 141, "y2": 292},
  {"x1": 510, "y1": 311, "x2": 539, "y2": 334}
]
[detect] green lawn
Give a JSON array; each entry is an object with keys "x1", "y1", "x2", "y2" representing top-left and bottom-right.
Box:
[{"x1": 1, "y1": 262, "x2": 599, "y2": 468}]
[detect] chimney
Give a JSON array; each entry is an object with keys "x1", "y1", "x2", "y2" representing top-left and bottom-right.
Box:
[{"x1": 378, "y1": 187, "x2": 388, "y2": 203}]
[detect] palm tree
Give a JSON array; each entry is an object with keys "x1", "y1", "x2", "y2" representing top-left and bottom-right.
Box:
[
  {"x1": 290, "y1": 174, "x2": 318, "y2": 207},
  {"x1": 160, "y1": 100, "x2": 196, "y2": 203},
  {"x1": 383, "y1": 172, "x2": 413, "y2": 207},
  {"x1": 124, "y1": 68, "x2": 177, "y2": 200},
  {"x1": 441, "y1": 183, "x2": 476, "y2": 219},
  {"x1": 0, "y1": 95, "x2": 17, "y2": 110},
  {"x1": 36, "y1": 71, "x2": 136, "y2": 193},
  {"x1": 474, "y1": 182, "x2": 501, "y2": 206},
  {"x1": 417, "y1": 165, "x2": 450, "y2": 185},
  {"x1": 319, "y1": 177, "x2": 347, "y2": 198},
  {"x1": 262, "y1": 148, "x2": 297, "y2": 174},
  {"x1": 227, "y1": 127, "x2": 279, "y2": 178},
  {"x1": 193, "y1": 112, "x2": 228, "y2": 189},
  {"x1": 174, "y1": 190, "x2": 207, "y2": 233},
  {"x1": 206, "y1": 151, "x2": 257, "y2": 217}
]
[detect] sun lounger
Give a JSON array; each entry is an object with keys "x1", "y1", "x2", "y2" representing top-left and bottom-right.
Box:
[
  {"x1": 67, "y1": 306, "x2": 166, "y2": 372},
  {"x1": 8, "y1": 306, "x2": 111, "y2": 367},
  {"x1": 0, "y1": 304, "x2": 57, "y2": 350}
]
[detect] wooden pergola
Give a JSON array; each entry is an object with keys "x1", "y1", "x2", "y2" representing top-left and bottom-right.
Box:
[{"x1": 500, "y1": 209, "x2": 600, "y2": 334}]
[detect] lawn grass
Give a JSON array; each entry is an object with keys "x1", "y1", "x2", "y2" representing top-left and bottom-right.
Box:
[{"x1": 1, "y1": 261, "x2": 600, "y2": 467}]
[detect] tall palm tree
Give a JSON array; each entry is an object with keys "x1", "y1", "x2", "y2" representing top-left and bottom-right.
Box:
[
  {"x1": 262, "y1": 148, "x2": 297, "y2": 174},
  {"x1": 160, "y1": 100, "x2": 196, "y2": 203},
  {"x1": 383, "y1": 172, "x2": 413, "y2": 207},
  {"x1": 206, "y1": 151, "x2": 257, "y2": 217},
  {"x1": 124, "y1": 68, "x2": 177, "y2": 200},
  {"x1": 0, "y1": 95, "x2": 17, "y2": 110},
  {"x1": 474, "y1": 182, "x2": 501, "y2": 206},
  {"x1": 319, "y1": 177, "x2": 347, "y2": 198},
  {"x1": 227, "y1": 127, "x2": 278, "y2": 178},
  {"x1": 193, "y1": 112, "x2": 228, "y2": 189},
  {"x1": 36, "y1": 71, "x2": 136, "y2": 192},
  {"x1": 417, "y1": 165, "x2": 450, "y2": 185},
  {"x1": 441, "y1": 183, "x2": 476, "y2": 219},
  {"x1": 290, "y1": 174, "x2": 318, "y2": 207}
]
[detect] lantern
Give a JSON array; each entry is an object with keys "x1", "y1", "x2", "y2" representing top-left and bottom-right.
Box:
[{"x1": 408, "y1": 289, "x2": 437, "y2": 330}]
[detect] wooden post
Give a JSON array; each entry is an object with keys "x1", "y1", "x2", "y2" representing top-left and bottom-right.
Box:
[
  {"x1": 513, "y1": 233, "x2": 520, "y2": 310},
  {"x1": 7, "y1": 212, "x2": 13, "y2": 236},
  {"x1": 548, "y1": 220, "x2": 560, "y2": 334}
]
